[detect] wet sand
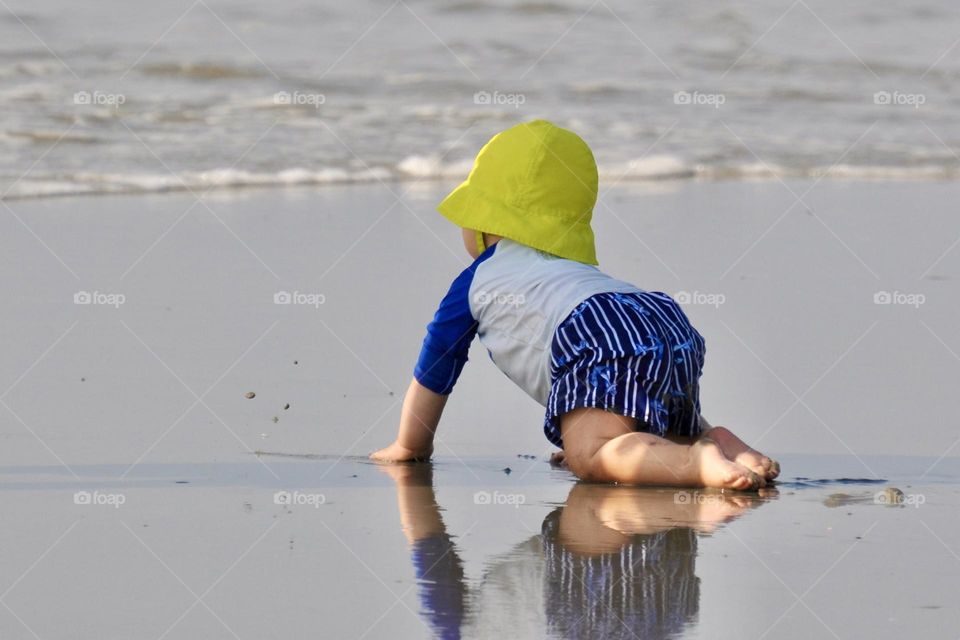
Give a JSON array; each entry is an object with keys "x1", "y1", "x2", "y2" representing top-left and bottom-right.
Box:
[
  {"x1": 1, "y1": 454, "x2": 958, "y2": 639},
  {"x1": 2, "y1": 179, "x2": 959, "y2": 638}
]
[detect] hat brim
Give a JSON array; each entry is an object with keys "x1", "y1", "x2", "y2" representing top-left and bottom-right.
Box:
[{"x1": 437, "y1": 181, "x2": 598, "y2": 266}]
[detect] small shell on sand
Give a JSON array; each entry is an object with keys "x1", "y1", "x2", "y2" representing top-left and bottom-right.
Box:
[
  {"x1": 824, "y1": 486, "x2": 906, "y2": 508},
  {"x1": 244, "y1": 392, "x2": 256, "y2": 399}
]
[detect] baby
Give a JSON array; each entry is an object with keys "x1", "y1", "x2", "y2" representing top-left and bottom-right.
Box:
[{"x1": 371, "y1": 119, "x2": 779, "y2": 490}]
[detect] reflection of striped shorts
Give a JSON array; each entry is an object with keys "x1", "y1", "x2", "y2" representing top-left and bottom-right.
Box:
[
  {"x1": 540, "y1": 508, "x2": 700, "y2": 638},
  {"x1": 543, "y1": 291, "x2": 706, "y2": 449}
]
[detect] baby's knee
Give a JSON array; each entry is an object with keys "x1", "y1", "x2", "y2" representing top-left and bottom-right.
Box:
[
  {"x1": 561, "y1": 445, "x2": 598, "y2": 480},
  {"x1": 559, "y1": 407, "x2": 633, "y2": 480}
]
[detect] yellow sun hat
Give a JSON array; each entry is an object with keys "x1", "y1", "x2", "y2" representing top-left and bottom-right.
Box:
[{"x1": 437, "y1": 119, "x2": 599, "y2": 265}]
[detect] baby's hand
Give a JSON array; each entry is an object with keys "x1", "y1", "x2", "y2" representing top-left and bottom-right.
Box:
[{"x1": 370, "y1": 441, "x2": 433, "y2": 463}]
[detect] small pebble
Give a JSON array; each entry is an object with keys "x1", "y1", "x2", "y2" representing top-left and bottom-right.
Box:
[
  {"x1": 80, "y1": 377, "x2": 85, "y2": 382},
  {"x1": 244, "y1": 391, "x2": 256, "y2": 399},
  {"x1": 293, "y1": 360, "x2": 298, "y2": 365},
  {"x1": 503, "y1": 467, "x2": 512, "y2": 475},
  {"x1": 283, "y1": 403, "x2": 290, "y2": 410},
  {"x1": 272, "y1": 416, "x2": 279, "y2": 423}
]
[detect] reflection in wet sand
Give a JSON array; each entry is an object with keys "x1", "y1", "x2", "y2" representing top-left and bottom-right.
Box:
[{"x1": 378, "y1": 464, "x2": 776, "y2": 639}]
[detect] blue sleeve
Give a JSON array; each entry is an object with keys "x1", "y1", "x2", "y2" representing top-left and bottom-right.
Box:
[
  {"x1": 411, "y1": 534, "x2": 466, "y2": 639},
  {"x1": 414, "y1": 246, "x2": 495, "y2": 395}
]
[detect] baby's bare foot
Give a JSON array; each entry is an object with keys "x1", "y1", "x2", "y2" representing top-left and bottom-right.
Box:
[
  {"x1": 705, "y1": 426, "x2": 780, "y2": 481},
  {"x1": 691, "y1": 437, "x2": 764, "y2": 491}
]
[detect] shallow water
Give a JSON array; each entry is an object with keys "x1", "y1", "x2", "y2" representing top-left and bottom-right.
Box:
[
  {"x1": 2, "y1": 453, "x2": 958, "y2": 639},
  {"x1": 2, "y1": 0, "x2": 960, "y2": 198}
]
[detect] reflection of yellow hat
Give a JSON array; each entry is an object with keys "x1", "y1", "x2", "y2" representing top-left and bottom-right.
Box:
[{"x1": 437, "y1": 119, "x2": 599, "y2": 265}]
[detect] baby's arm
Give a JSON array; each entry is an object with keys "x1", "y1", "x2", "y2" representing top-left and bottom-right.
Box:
[
  {"x1": 370, "y1": 256, "x2": 485, "y2": 463},
  {"x1": 371, "y1": 379, "x2": 447, "y2": 461}
]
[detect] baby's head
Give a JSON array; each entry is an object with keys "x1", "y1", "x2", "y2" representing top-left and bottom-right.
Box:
[{"x1": 439, "y1": 119, "x2": 599, "y2": 265}]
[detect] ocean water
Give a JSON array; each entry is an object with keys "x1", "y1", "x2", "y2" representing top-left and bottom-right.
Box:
[{"x1": 1, "y1": 0, "x2": 959, "y2": 199}]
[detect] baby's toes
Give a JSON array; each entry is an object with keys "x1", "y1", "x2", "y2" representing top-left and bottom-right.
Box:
[
  {"x1": 735, "y1": 453, "x2": 766, "y2": 474},
  {"x1": 737, "y1": 451, "x2": 780, "y2": 481},
  {"x1": 726, "y1": 465, "x2": 764, "y2": 491},
  {"x1": 750, "y1": 465, "x2": 769, "y2": 480},
  {"x1": 755, "y1": 457, "x2": 776, "y2": 480},
  {"x1": 767, "y1": 459, "x2": 781, "y2": 479},
  {"x1": 755, "y1": 456, "x2": 780, "y2": 480}
]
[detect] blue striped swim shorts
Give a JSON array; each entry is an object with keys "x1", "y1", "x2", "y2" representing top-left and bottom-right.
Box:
[{"x1": 544, "y1": 291, "x2": 706, "y2": 449}]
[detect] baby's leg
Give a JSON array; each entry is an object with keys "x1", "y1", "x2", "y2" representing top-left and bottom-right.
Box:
[
  {"x1": 560, "y1": 408, "x2": 764, "y2": 490},
  {"x1": 704, "y1": 425, "x2": 780, "y2": 481}
]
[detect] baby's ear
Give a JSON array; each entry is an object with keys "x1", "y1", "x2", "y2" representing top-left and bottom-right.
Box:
[{"x1": 460, "y1": 227, "x2": 480, "y2": 258}]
